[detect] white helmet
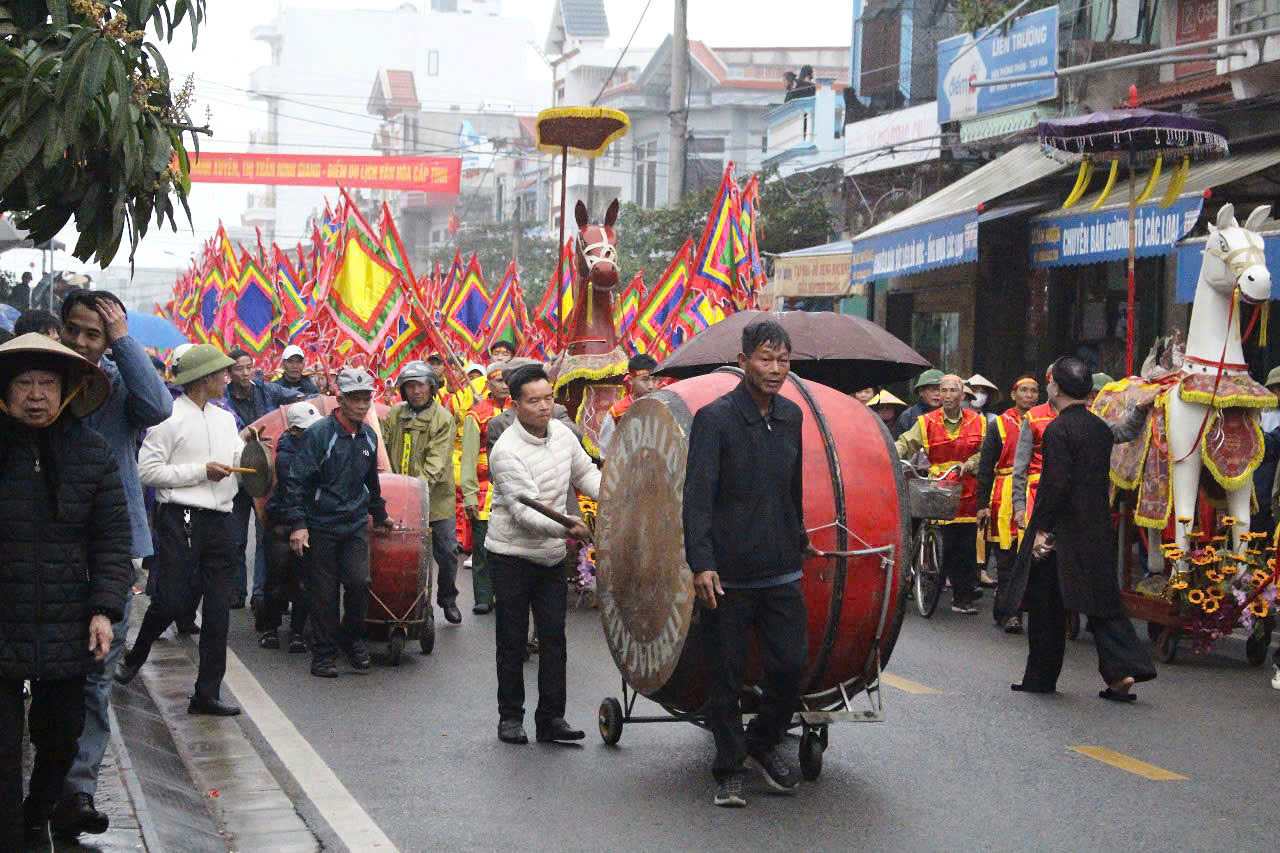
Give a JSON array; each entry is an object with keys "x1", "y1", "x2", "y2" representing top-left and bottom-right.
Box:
[
  {"x1": 285, "y1": 401, "x2": 323, "y2": 431},
  {"x1": 395, "y1": 360, "x2": 435, "y2": 389}
]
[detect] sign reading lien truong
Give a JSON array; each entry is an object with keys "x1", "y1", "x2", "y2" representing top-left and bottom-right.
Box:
[
  {"x1": 187, "y1": 152, "x2": 462, "y2": 194},
  {"x1": 935, "y1": 5, "x2": 1059, "y2": 124}
]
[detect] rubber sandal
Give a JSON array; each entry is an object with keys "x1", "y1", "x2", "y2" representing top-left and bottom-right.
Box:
[{"x1": 1098, "y1": 688, "x2": 1137, "y2": 702}]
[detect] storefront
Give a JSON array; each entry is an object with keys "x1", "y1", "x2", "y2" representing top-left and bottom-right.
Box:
[
  {"x1": 1027, "y1": 146, "x2": 1280, "y2": 377},
  {"x1": 768, "y1": 240, "x2": 863, "y2": 315},
  {"x1": 849, "y1": 143, "x2": 1064, "y2": 384}
]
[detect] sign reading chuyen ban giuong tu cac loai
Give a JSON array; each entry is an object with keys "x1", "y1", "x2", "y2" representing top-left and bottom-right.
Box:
[
  {"x1": 1029, "y1": 196, "x2": 1204, "y2": 268},
  {"x1": 936, "y1": 5, "x2": 1059, "y2": 123}
]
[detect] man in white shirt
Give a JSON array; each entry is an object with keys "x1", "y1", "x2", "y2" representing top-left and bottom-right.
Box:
[
  {"x1": 486, "y1": 364, "x2": 599, "y2": 746},
  {"x1": 116, "y1": 345, "x2": 245, "y2": 717}
]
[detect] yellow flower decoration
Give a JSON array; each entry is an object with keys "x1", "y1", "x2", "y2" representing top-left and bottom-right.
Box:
[
  {"x1": 1176, "y1": 516, "x2": 1194, "y2": 524},
  {"x1": 1270, "y1": 558, "x2": 1278, "y2": 571},
  {"x1": 1249, "y1": 601, "x2": 1271, "y2": 618},
  {"x1": 1205, "y1": 570, "x2": 1225, "y2": 583},
  {"x1": 1221, "y1": 516, "x2": 1238, "y2": 528},
  {"x1": 1169, "y1": 577, "x2": 1189, "y2": 591},
  {"x1": 1191, "y1": 556, "x2": 1213, "y2": 567},
  {"x1": 1207, "y1": 586, "x2": 1225, "y2": 600},
  {"x1": 1187, "y1": 589, "x2": 1206, "y2": 605},
  {"x1": 1202, "y1": 599, "x2": 1220, "y2": 614}
]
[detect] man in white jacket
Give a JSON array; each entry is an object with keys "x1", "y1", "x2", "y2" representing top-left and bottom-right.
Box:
[{"x1": 486, "y1": 364, "x2": 599, "y2": 745}]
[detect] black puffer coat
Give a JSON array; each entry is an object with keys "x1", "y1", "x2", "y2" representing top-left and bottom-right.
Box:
[{"x1": 0, "y1": 414, "x2": 132, "y2": 680}]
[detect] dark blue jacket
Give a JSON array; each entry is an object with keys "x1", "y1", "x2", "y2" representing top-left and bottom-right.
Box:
[
  {"x1": 266, "y1": 431, "x2": 301, "y2": 521},
  {"x1": 224, "y1": 379, "x2": 301, "y2": 431},
  {"x1": 281, "y1": 413, "x2": 388, "y2": 537},
  {"x1": 278, "y1": 375, "x2": 321, "y2": 396}
]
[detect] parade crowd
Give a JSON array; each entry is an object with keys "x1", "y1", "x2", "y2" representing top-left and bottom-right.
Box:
[{"x1": 3, "y1": 290, "x2": 1247, "y2": 824}]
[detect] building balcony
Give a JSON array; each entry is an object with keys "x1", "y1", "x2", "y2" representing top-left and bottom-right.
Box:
[
  {"x1": 248, "y1": 65, "x2": 285, "y2": 99},
  {"x1": 1224, "y1": 0, "x2": 1280, "y2": 97}
]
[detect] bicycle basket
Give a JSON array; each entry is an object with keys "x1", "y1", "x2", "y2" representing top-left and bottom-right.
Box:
[{"x1": 907, "y1": 478, "x2": 961, "y2": 520}]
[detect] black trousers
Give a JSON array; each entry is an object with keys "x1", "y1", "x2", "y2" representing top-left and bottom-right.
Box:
[
  {"x1": 0, "y1": 676, "x2": 86, "y2": 847},
  {"x1": 941, "y1": 523, "x2": 979, "y2": 604},
  {"x1": 703, "y1": 581, "x2": 808, "y2": 782},
  {"x1": 1021, "y1": 556, "x2": 1158, "y2": 691},
  {"x1": 128, "y1": 504, "x2": 234, "y2": 702},
  {"x1": 306, "y1": 527, "x2": 370, "y2": 663},
  {"x1": 491, "y1": 552, "x2": 567, "y2": 727},
  {"x1": 429, "y1": 518, "x2": 460, "y2": 607},
  {"x1": 991, "y1": 545, "x2": 1020, "y2": 623},
  {"x1": 256, "y1": 524, "x2": 309, "y2": 636}
]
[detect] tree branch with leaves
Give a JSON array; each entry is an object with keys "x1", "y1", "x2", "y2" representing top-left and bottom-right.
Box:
[{"x1": 0, "y1": 0, "x2": 209, "y2": 266}]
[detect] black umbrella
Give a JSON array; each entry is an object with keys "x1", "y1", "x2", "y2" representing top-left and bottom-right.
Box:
[{"x1": 655, "y1": 310, "x2": 930, "y2": 392}]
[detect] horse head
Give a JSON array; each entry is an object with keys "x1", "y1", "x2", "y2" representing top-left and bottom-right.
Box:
[
  {"x1": 1204, "y1": 203, "x2": 1272, "y2": 304},
  {"x1": 574, "y1": 199, "x2": 620, "y2": 291}
]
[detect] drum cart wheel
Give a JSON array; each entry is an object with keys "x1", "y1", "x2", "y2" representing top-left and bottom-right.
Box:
[
  {"x1": 419, "y1": 607, "x2": 435, "y2": 655},
  {"x1": 1147, "y1": 622, "x2": 1180, "y2": 664},
  {"x1": 799, "y1": 725, "x2": 827, "y2": 781},
  {"x1": 598, "y1": 697, "x2": 624, "y2": 745},
  {"x1": 387, "y1": 628, "x2": 406, "y2": 667}
]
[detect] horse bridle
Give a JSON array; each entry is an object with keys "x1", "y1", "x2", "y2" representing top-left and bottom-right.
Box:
[
  {"x1": 578, "y1": 229, "x2": 617, "y2": 275},
  {"x1": 1204, "y1": 231, "x2": 1265, "y2": 284}
]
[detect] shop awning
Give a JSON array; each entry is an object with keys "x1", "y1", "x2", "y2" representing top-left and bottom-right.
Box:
[
  {"x1": 1175, "y1": 226, "x2": 1280, "y2": 303},
  {"x1": 770, "y1": 240, "x2": 853, "y2": 298},
  {"x1": 849, "y1": 143, "x2": 1064, "y2": 285},
  {"x1": 1030, "y1": 145, "x2": 1280, "y2": 268}
]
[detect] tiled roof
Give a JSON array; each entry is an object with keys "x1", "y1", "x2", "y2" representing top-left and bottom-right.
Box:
[
  {"x1": 1131, "y1": 74, "x2": 1231, "y2": 107},
  {"x1": 367, "y1": 69, "x2": 420, "y2": 116}
]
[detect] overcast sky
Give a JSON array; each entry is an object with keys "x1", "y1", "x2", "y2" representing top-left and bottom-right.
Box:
[{"x1": 2, "y1": 0, "x2": 852, "y2": 284}]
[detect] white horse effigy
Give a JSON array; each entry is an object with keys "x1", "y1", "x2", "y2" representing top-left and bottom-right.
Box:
[{"x1": 1094, "y1": 204, "x2": 1276, "y2": 565}]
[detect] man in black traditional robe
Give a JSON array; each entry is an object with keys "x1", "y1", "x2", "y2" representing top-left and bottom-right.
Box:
[{"x1": 1010, "y1": 356, "x2": 1157, "y2": 701}]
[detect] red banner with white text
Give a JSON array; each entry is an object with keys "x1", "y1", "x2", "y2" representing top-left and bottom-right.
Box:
[{"x1": 188, "y1": 153, "x2": 461, "y2": 194}]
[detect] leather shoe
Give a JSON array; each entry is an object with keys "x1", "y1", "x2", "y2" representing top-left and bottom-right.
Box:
[
  {"x1": 311, "y1": 660, "x2": 338, "y2": 678},
  {"x1": 114, "y1": 654, "x2": 142, "y2": 685},
  {"x1": 472, "y1": 602, "x2": 493, "y2": 615},
  {"x1": 346, "y1": 644, "x2": 372, "y2": 670},
  {"x1": 536, "y1": 718, "x2": 585, "y2": 743},
  {"x1": 51, "y1": 793, "x2": 108, "y2": 838},
  {"x1": 443, "y1": 602, "x2": 462, "y2": 624},
  {"x1": 188, "y1": 696, "x2": 241, "y2": 716},
  {"x1": 498, "y1": 719, "x2": 528, "y2": 744}
]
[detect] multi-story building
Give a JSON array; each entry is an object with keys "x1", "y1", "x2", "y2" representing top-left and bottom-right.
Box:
[{"x1": 246, "y1": 1, "x2": 545, "y2": 242}]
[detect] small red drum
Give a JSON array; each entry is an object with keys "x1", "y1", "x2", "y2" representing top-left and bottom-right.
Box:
[{"x1": 596, "y1": 369, "x2": 908, "y2": 713}]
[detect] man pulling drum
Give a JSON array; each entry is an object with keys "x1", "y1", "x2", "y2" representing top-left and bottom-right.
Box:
[{"x1": 683, "y1": 320, "x2": 823, "y2": 808}]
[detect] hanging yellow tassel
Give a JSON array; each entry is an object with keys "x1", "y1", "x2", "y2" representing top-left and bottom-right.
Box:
[
  {"x1": 1089, "y1": 160, "x2": 1119, "y2": 210},
  {"x1": 1160, "y1": 157, "x2": 1190, "y2": 208},
  {"x1": 1261, "y1": 301, "x2": 1270, "y2": 348},
  {"x1": 1061, "y1": 159, "x2": 1094, "y2": 209},
  {"x1": 1134, "y1": 155, "x2": 1163, "y2": 205}
]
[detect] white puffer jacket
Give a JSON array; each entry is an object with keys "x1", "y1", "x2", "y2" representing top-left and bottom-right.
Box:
[{"x1": 486, "y1": 416, "x2": 601, "y2": 565}]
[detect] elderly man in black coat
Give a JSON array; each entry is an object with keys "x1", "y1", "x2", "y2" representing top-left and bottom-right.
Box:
[
  {"x1": 0, "y1": 334, "x2": 132, "y2": 848},
  {"x1": 1010, "y1": 356, "x2": 1157, "y2": 701}
]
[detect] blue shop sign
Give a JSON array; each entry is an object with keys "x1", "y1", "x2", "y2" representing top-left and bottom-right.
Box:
[
  {"x1": 1029, "y1": 196, "x2": 1204, "y2": 268},
  {"x1": 1175, "y1": 233, "x2": 1280, "y2": 303},
  {"x1": 850, "y1": 212, "x2": 978, "y2": 286},
  {"x1": 936, "y1": 6, "x2": 1059, "y2": 124}
]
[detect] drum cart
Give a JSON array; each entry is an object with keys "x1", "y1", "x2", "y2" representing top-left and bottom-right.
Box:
[{"x1": 596, "y1": 542, "x2": 896, "y2": 782}]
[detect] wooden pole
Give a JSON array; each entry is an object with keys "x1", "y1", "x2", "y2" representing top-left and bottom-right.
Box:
[
  {"x1": 1126, "y1": 151, "x2": 1136, "y2": 377},
  {"x1": 668, "y1": 0, "x2": 689, "y2": 205},
  {"x1": 557, "y1": 146, "x2": 568, "y2": 351}
]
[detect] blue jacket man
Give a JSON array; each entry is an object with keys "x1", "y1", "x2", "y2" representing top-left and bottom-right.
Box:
[
  {"x1": 55, "y1": 290, "x2": 171, "y2": 839},
  {"x1": 281, "y1": 367, "x2": 390, "y2": 678}
]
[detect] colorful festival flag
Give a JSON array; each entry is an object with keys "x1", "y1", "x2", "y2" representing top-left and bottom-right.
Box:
[
  {"x1": 613, "y1": 272, "x2": 645, "y2": 346},
  {"x1": 480, "y1": 261, "x2": 524, "y2": 353},
  {"x1": 632, "y1": 239, "x2": 693, "y2": 353},
  {"x1": 690, "y1": 165, "x2": 744, "y2": 312},
  {"x1": 228, "y1": 255, "x2": 278, "y2": 354},
  {"x1": 323, "y1": 234, "x2": 405, "y2": 353},
  {"x1": 444, "y1": 254, "x2": 492, "y2": 355}
]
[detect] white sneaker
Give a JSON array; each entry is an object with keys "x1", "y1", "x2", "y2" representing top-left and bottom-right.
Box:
[{"x1": 1271, "y1": 665, "x2": 1280, "y2": 691}]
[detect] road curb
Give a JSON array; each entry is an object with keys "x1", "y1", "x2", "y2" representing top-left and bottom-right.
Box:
[{"x1": 107, "y1": 703, "x2": 166, "y2": 853}]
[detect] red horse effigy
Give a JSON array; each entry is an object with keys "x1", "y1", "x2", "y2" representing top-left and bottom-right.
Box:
[{"x1": 550, "y1": 198, "x2": 629, "y2": 455}]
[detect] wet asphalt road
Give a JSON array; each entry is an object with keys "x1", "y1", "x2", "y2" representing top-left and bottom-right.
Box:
[{"x1": 225, "y1": 578, "x2": 1276, "y2": 852}]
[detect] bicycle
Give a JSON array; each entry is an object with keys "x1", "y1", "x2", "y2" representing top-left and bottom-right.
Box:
[{"x1": 901, "y1": 462, "x2": 962, "y2": 619}]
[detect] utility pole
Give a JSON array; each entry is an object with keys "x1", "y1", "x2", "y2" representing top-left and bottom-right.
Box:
[
  {"x1": 668, "y1": 0, "x2": 689, "y2": 207},
  {"x1": 511, "y1": 195, "x2": 521, "y2": 265}
]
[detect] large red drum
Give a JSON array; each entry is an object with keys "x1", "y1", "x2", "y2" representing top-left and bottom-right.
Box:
[
  {"x1": 595, "y1": 369, "x2": 908, "y2": 713},
  {"x1": 368, "y1": 473, "x2": 434, "y2": 657}
]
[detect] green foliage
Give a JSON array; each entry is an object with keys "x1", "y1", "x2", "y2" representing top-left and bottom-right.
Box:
[
  {"x1": 447, "y1": 219, "x2": 558, "y2": 308},
  {"x1": 0, "y1": 1, "x2": 209, "y2": 267},
  {"x1": 955, "y1": 0, "x2": 1058, "y2": 34}
]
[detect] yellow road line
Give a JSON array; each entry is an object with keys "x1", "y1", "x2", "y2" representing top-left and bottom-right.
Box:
[
  {"x1": 1069, "y1": 746, "x2": 1188, "y2": 781},
  {"x1": 880, "y1": 673, "x2": 941, "y2": 695}
]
